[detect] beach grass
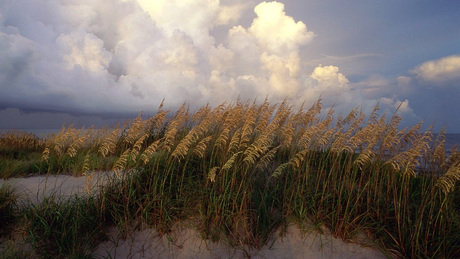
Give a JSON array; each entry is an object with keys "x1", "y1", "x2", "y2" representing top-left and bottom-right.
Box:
[
  {"x1": 0, "y1": 184, "x2": 18, "y2": 237},
  {"x1": 23, "y1": 194, "x2": 107, "y2": 258},
  {"x1": 1, "y1": 99, "x2": 460, "y2": 258}
]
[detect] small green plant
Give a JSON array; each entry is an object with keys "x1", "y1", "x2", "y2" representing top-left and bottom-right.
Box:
[
  {"x1": 24, "y1": 194, "x2": 107, "y2": 258},
  {"x1": 0, "y1": 130, "x2": 45, "y2": 178},
  {"x1": 0, "y1": 239, "x2": 33, "y2": 259},
  {"x1": 0, "y1": 184, "x2": 17, "y2": 237}
]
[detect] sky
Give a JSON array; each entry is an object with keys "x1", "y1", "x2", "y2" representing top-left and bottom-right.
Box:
[{"x1": 0, "y1": 0, "x2": 459, "y2": 132}]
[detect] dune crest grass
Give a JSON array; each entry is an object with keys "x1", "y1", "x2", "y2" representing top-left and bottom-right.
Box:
[{"x1": 1, "y1": 98, "x2": 460, "y2": 258}]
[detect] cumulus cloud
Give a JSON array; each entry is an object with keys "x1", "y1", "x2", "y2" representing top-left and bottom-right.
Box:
[
  {"x1": 412, "y1": 55, "x2": 460, "y2": 85},
  {"x1": 215, "y1": 1, "x2": 315, "y2": 101},
  {"x1": 0, "y1": 0, "x2": 416, "y2": 126},
  {"x1": 380, "y1": 97, "x2": 413, "y2": 115},
  {"x1": 303, "y1": 65, "x2": 351, "y2": 105},
  {"x1": 249, "y1": 1, "x2": 314, "y2": 55}
]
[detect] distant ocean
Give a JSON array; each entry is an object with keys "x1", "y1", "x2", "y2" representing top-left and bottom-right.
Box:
[
  {"x1": 1, "y1": 128, "x2": 91, "y2": 138},
  {"x1": 2, "y1": 129, "x2": 460, "y2": 154},
  {"x1": 444, "y1": 133, "x2": 460, "y2": 155}
]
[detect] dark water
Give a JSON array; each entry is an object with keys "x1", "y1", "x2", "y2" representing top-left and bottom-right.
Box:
[
  {"x1": 2, "y1": 128, "x2": 96, "y2": 138},
  {"x1": 11, "y1": 128, "x2": 64, "y2": 138},
  {"x1": 444, "y1": 133, "x2": 460, "y2": 152}
]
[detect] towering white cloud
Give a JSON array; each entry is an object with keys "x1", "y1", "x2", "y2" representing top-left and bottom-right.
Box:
[
  {"x1": 58, "y1": 31, "x2": 112, "y2": 72},
  {"x1": 249, "y1": 1, "x2": 314, "y2": 55},
  {"x1": 216, "y1": 1, "x2": 315, "y2": 100}
]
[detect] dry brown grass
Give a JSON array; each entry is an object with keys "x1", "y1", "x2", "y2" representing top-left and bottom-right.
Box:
[{"x1": 98, "y1": 128, "x2": 120, "y2": 158}]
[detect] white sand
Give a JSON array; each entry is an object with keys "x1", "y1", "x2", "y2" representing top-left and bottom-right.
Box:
[
  {"x1": 1, "y1": 174, "x2": 389, "y2": 258},
  {"x1": 93, "y1": 224, "x2": 388, "y2": 259},
  {"x1": 0, "y1": 172, "x2": 116, "y2": 203}
]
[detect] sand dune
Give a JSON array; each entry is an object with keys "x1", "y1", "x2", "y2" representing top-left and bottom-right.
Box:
[
  {"x1": 1, "y1": 174, "x2": 389, "y2": 259},
  {"x1": 0, "y1": 172, "x2": 115, "y2": 203},
  {"x1": 93, "y1": 224, "x2": 387, "y2": 259}
]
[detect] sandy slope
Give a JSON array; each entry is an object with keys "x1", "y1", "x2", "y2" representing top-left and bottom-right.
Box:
[
  {"x1": 0, "y1": 172, "x2": 116, "y2": 203},
  {"x1": 93, "y1": 224, "x2": 387, "y2": 259},
  {"x1": 1, "y1": 174, "x2": 389, "y2": 258}
]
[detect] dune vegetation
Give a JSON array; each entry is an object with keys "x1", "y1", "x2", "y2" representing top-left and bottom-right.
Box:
[{"x1": 1, "y1": 98, "x2": 460, "y2": 258}]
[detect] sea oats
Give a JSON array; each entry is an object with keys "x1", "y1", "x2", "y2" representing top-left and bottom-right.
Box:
[
  {"x1": 83, "y1": 171, "x2": 95, "y2": 195},
  {"x1": 0, "y1": 130, "x2": 44, "y2": 150},
  {"x1": 131, "y1": 133, "x2": 148, "y2": 159},
  {"x1": 125, "y1": 113, "x2": 146, "y2": 145},
  {"x1": 436, "y1": 161, "x2": 460, "y2": 194},
  {"x1": 349, "y1": 112, "x2": 386, "y2": 153},
  {"x1": 161, "y1": 103, "x2": 189, "y2": 153},
  {"x1": 254, "y1": 98, "x2": 274, "y2": 134},
  {"x1": 171, "y1": 136, "x2": 193, "y2": 161},
  {"x1": 215, "y1": 103, "x2": 245, "y2": 151},
  {"x1": 331, "y1": 131, "x2": 347, "y2": 153},
  {"x1": 256, "y1": 145, "x2": 280, "y2": 171},
  {"x1": 66, "y1": 134, "x2": 87, "y2": 158},
  {"x1": 282, "y1": 105, "x2": 302, "y2": 142},
  {"x1": 53, "y1": 125, "x2": 73, "y2": 155},
  {"x1": 335, "y1": 107, "x2": 358, "y2": 130},
  {"x1": 354, "y1": 142, "x2": 378, "y2": 169},
  {"x1": 271, "y1": 162, "x2": 289, "y2": 179},
  {"x1": 98, "y1": 128, "x2": 120, "y2": 157},
  {"x1": 243, "y1": 104, "x2": 287, "y2": 164},
  {"x1": 331, "y1": 110, "x2": 359, "y2": 153},
  {"x1": 281, "y1": 117, "x2": 296, "y2": 147},
  {"x1": 319, "y1": 126, "x2": 336, "y2": 150},
  {"x1": 82, "y1": 153, "x2": 91, "y2": 174},
  {"x1": 243, "y1": 144, "x2": 265, "y2": 165},
  {"x1": 140, "y1": 139, "x2": 161, "y2": 164},
  {"x1": 41, "y1": 147, "x2": 50, "y2": 162},
  {"x1": 300, "y1": 108, "x2": 333, "y2": 150},
  {"x1": 215, "y1": 127, "x2": 230, "y2": 151},
  {"x1": 397, "y1": 122, "x2": 423, "y2": 151},
  {"x1": 289, "y1": 149, "x2": 310, "y2": 169},
  {"x1": 385, "y1": 129, "x2": 432, "y2": 176},
  {"x1": 193, "y1": 135, "x2": 213, "y2": 158},
  {"x1": 113, "y1": 148, "x2": 131, "y2": 178},
  {"x1": 239, "y1": 104, "x2": 258, "y2": 148},
  {"x1": 132, "y1": 133, "x2": 148, "y2": 152},
  {"x1": 228, "y1": 128, "x2": 243, "y2": 154},
  {"x1": 302, "y1": 98, "x2": 322, "y2": 126},
  {"x1": 345, "y1": 110, "x2": 366, "y2": 149},
  {"x1": 352, "y1": 115, "x2": 387, "y2": 169},
  {"x1": 214, "y1": 107, "x2": 233, "y2": 150},
  {"x1": 222, "y1": 151, "x2": 243, "y2": 171},
  {"x1": 368, "y1": 103, "x2": 381, "y2": 125},
  {"x1": 172, "y1": 110, "x2": 214, "y2": 161},
  {"x1": 146, "y1": 110, "x2": 168, "y2": 134},
  {"x1": 208, "y1": 166, "x2": 219, "y2": 183},
  {"x1": 431, "y1": 127, "x2": 447, "y2": 166},
  {"x1": 377, "y1": 110, "x2": 404, "y2": 158},
  {"x1": 191, "y1": 103, "x2": 211, "y2": 124}
]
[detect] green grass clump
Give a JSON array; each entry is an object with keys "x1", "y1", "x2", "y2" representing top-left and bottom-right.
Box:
[
  {"x1": 23, "y1": 194, "x2": 107, "y2": 258},
  {"x1": 0, "y1": 130, "x2": 45, "y2": 178},
  {"x1": 101, "y1": 166, "x2": 192, "y2": 236},
  {"x1": 0, "y1": 184, "x2": 18, "y2": 237}
]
